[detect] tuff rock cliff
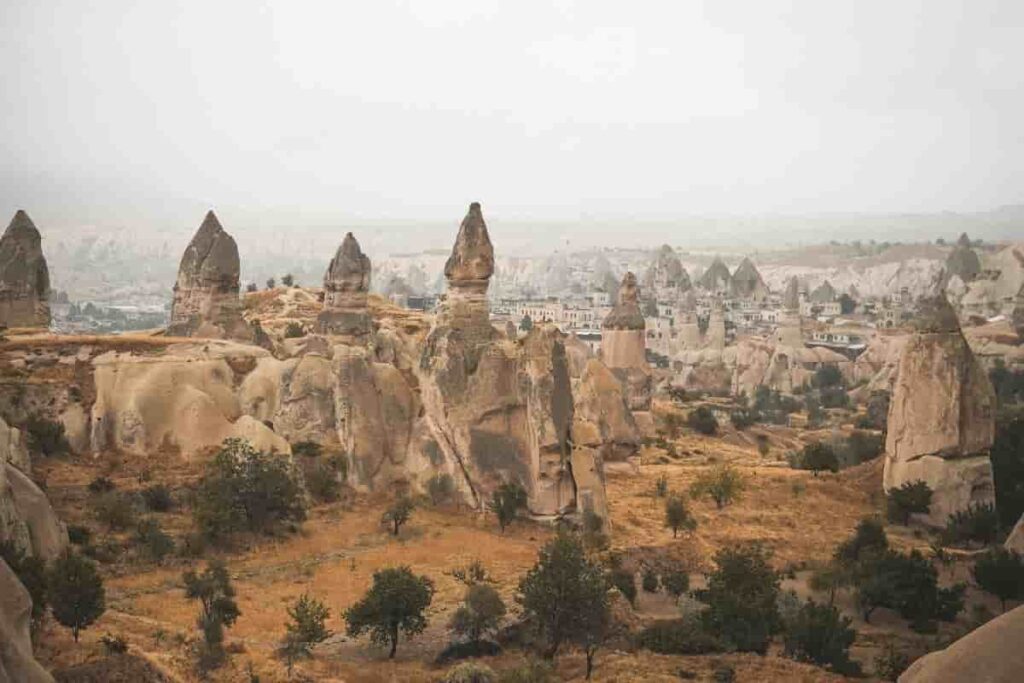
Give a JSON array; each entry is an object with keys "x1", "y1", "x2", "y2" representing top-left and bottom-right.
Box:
[{"x1": 883, "y1": 286, "x2": 996, "y2": 526}]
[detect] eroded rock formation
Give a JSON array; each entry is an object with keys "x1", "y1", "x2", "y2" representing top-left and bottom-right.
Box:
[
  {"x1": 1, "y1": 559, "x2": 53, "y2": 683},
  {"x1": 167, "y1": 211, "x2": 249, "y2": 340},
  {"x1": 729, "y1": 257, "x2": 768, "y2": 301},
  {"x1": 883, "y1": 287, "x2": 996, "y2": 526},
  {"x1": 601, "y1": 272, "x2": 651, "y2": 410},
  {"x1": 900, "y1": 604, "x2": 1024, "y2": 682},
  {"x1": 318, "y1": 232, "x2": 371, "y2": 340},
  {"x1": 945, "y1": 232, "x2": 981, "y2": 283},
  {"x1": 698, "y1": 257, "x2": 731, "y2": 294},
  {"x1": 0, "y1": 211, "x2": 50, "y2": 329}
]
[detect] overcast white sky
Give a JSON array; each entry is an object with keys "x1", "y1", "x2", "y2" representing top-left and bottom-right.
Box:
[{"x1": 2, "y1": 0, "x2": 1023, "y2": 231}]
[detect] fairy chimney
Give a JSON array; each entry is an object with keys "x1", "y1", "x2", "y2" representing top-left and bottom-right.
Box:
[
  {"x1": 0, "y1": 211, "x2": 51, "y2": 329},
  {"x1": 318, "y1": 232, "x2": 371, "y2": 340}
]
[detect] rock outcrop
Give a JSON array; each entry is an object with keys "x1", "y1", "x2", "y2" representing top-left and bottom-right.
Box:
[
  {"x1": 0, "y1": 211, "x2": 50, "y2": 329},
  {"x1": 436, "y1": 202, "x2": 496, "y2": 350},
  {"x1": 317, "y1": 232, "x2": 372, "y2": 340},
  {"x1": 729, "y1": 257, "x2": 768, "y2": 301},
  {"x1": 643, "y1": 245, "x2": 690, "y2": 299},
  {"x1": 782, "y1": 276, "x2": 801, "y2": 310},
  {"x1": 945, "y1": 232, "x2": 981, "y2": 283},
  {"x1": 601, "y1": 272, "x2": 651, "y2": 410},
  {"x1": 1, "y1": 559, "x2": 53, "y2": 683},
  {"x1": 883, "y1": 287, "x2": 996, "y2": 526},
  {"x1": 1007, "y1": 513, "x2": 1024, "y2": 554},
  {"x1": 698, "y1": 257, "x2": 731, "y2": 294},
  {"x1": 899, "y1": 604, "x2": 1024, "y2": 682},
  {"x1": 167, "y1": 211, "x2": 250, "y2": 340}
]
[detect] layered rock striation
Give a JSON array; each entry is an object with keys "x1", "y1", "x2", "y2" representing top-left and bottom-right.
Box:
[
  {"x1": 317, "y1": 232, "x2": 372, "y2": 340},
  {"x1": 883, "y1": 287, "x2": 996, "y2": 526},
  {"x1": 0, "y1": 211, "x2": 50, "y2": 329},
  {"x1": 168, "y1": 211, "x2": 249, "y2": 339}
]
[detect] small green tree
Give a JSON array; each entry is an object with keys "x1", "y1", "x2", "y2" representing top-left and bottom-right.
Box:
[
  {"x1": 665, "y1": 495, "x2": 697, "y2": 537},
  {"x1": 972, "y1": 547, "x2": 1024, "y2": 612},
  {"x1": 687, "y1": 406, "x2": 718, "y2": 436},
  {"x1": 488, "y1": 481, "x2": 528, "y2": 533},
  {"x1": 183, "y1": 560, "x2": 241, "y2": 670},
  {"x1": 447, "y1": 560, "x2": 493, "y2": 587},
  {"x1": 427, "y1": 473, "x2": 456, "y2": 506},
  {"x1": 799, "y1": 442, "x2": 839, "y2": 476},
  {"x1": 689, "y1": 464, "x2": 744, "y2": 509},
  {"x1": 834, "y1": 517, "x2": 888, "y2": 568},
  {"x1": 782, "y1": 599, "x2": 856, "y2": 673},
  {"x1": 517, "y1": 532, "x2": 609, "y2": 659},
  {"x1": 135, "y1": 519, "x2": 174, "y2": 563},
  {"x1": 344, "y1": 566, "x2": 435, "y2": 658},
  {"x1": 281, "y1": 273, "x2": 295, "y2": 287},
  {"x1": 193, "y1": 438, "x2": 306, "y2": 542},
  {"x1": 662, "y1": 567, "x2": 689, "y2": 602},
  {"x1": 93, "y1": 491, "x2": 137, "y2": 531},
  {"x1": 886, "y1": 481, "x2": 933, "y2": 525},
  {"x1": 280, "y1": 593, "x2": 332, "y2": 672},
  {"x1": 49, "y1": 551, "x2": 106, "y2": 642},
  {"x1": 642, "y1": 567, "x2": 660, "y2": 593},
  {"x1": 702, "y1": 544, "x2": 780, "y2": 653},
  {"x1": 654, "y1": 474, "x2": 669, "y2": 497},
  {"x1": 942, "y1": 502, "x2": 1001, "y2": 547},
  {"x1": 449, "y1": 584, "x2": 506, "y2": 644},
  {"x1": 381, "y1": 496, "x2": 415, "y2": 536},
  {"x1": 266, "y1": 277, "x2": 276, "y2": 290},
  {"x1": 607, "y1": 565, "x2": 637, "y2": 606},
  {"x1": 519, "y1": 314, "x2": 534, "y2": 332},
  {"x1": 581, "y1": 510, "x2": 609, "y2": 550}
]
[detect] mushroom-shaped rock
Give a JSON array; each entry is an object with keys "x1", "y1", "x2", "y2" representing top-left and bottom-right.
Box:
[
  {"x1": 0, "y1": 210, "x2": 51, "y2": 329},
  {"x1": 883, "y1": 285, "x2": 996, "y2": 526},
  {"x1": 433, "y1": 203, "x2": 497, "y2": 344},
  {"x1": 168, "y1": 211, "x2": 247, "y2": 339},
  {"x1": 318, "y1": 232, "x2": 372, "y2": 339},
  {"x1": 444, "y1": 202, "x2": 494, "y2": 287}
]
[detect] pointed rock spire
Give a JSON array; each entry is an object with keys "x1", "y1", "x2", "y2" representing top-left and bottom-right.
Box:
[
  {"x1": 168, "y1": 211, "x2": 245, "y2": 338},
  {"x1": 602, "y1": 272, "x2": 645, "y2": 330},
  {"x1": 444, "y1": 202, "x2": 494, "y2": 286},
  {"x1": 318, "y1": 232, "x2": 372, "y2": 339},
  {"x1": 0, "y1": 210, "x2": 51, "y2": 328}
]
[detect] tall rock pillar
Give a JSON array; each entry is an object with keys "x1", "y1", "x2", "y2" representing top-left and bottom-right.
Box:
[
  {"x1": 601, "y1": 272, "x2": 651, "y2": 410},
  {"x1": 168, "y1": 211, "x2": 248, "y2": 339},
  {"x1": 318, "y1": 232, "x2": 371, "y2": 340},
  {"x1": 883, "y1": 286, "x2": 996, "y2": 526},
  {"x1": 0, "y1": 211, "x2": 50, "y2": 329},
  {"x1": 437, "y1": 202, "x2": 496, "y2": 349}
]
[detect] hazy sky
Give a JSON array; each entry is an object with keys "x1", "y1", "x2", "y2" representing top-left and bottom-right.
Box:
[{"x1": 3, "y1": 0, "x2": 1023, "y2": 229}]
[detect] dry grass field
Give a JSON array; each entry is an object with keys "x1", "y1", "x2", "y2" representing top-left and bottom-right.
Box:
[{"x1": 29, "y1": 419, "x2": 995, "y2": 683}]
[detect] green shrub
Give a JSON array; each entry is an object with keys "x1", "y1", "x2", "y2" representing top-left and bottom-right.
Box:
[
  {"x1": 642, "y1": 568, "x2": 660, "y2": 593},
  {"x1": 141, "y1": 484, "x2": 173, "y2": 512},
  {"x1": 701, "y1": 544, "x2": 780, "y2": 653},
  {"x1": 67, "y1": 524, "x2": 92, "y2": 546},
  {"x1": 730, "y1": 409, "x2": 755, "y2": 430},
  {"x1": 87, "y1": 476, "x2": 116, "y2": 494},
  {"x1": 662, "y1": 567, "x2": 689, "y2": 601},
  {"x1": 280, "y1": 593, "x2": 332, "y2": 669},
  {"x1": 638, "y1": 616, "x2": 723, "y2": 655},
  {"x1": 835, "y1": 518, "x2": 888, "y2": 567},
  {"x1": 688, "y1": 407, "x2": 718, "y2": 436},
  {"x1": 25, "y1": 415, "x2": 70, "y2": 456},
  {"x1": 756, "y1": 434, "x2": 771, "y2": 457},
  {"x1": 449, "y1": 584, "x2": 506, "y2": 644},
  {"x1": 344, "y1": 566, "x2": 435, "y2": 659},
  {"x1": 854, "y1": 549, "x2": 965, "y2": 628},
  {"x1": 496, "y1": 658, "x2": 553, "y2": 683},
  {"x1": 991, "y1": 412, "x2": 1024, "y2": 528},
  {"x1": 135, "y1": 519, "x2": 174, "y2": 563},
  {"x1": 836, "y1": 430, "x2": 883, "y2": 467},
  {"x1": 886, "y1": 481, "x2": 932, "y2": 525},
  {"x1": 193, "y1": 438, "x2": 305, "y2": 542},
  {"x1": 782, "y1": 599, "x2": 857, "y2": 673},
  {"x1": 608, "y1": 567, "x2": 636, "y2": 605},
  {"x1": 442, "y1": 662, "x2": 496, "y2": 683},
  {"x1": 689, "y1": 464, "x2": 744, "y2": 509},
  {"x1": 582, "y1": 510, "x2": 609, "y2": 550},
  {"x1": 305, "y1": 461, "x2": 343, "y2": 503},
  {"x1": 972, "y1": 547, "x2": 1024, "y2": 612},
  {"x1": 488, "y1": 481, "x2": 527, "y2": 533},
  {"x1": 941, "y1": 502, "x2": 1000, "y2": 547},
  {"x1": 291, "y1": 441, "x2": 322, "y2": 458},
  {"x1": 874, "y1": 642, "x2": 911, "y2": 681},
  {"x1": 381, "y1": 496, "x2": 415, "y2": 536},
  {"x1": 427, "y1": 472, "x2": 457, "y2": 506},
  {"x1": 93, "y1": 491, "x2": 137, "y2": 531},
  {"x1": 665, "y1": 495, "x2": 697, "y2": 537},
  {"x1": 49, "y1": 551, "x2": 106, "y2": 642},
  {"x1": 796, "y1": 442, "x2": 839, "y2": 476}
]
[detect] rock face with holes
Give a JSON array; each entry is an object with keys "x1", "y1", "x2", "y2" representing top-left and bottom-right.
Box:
[
  {"x1": 167, "y1": 211, "x2": 250, "y2": 340},
  {"x1": 318, "y1": 232, "x2": 372, "y2": 341},
  {"x1": 601, "y1": 272, "x2": 651, "y2": 410},
  {"x1": 883, "y1": 287, "x2": 996, "y2": 526},
  {"x1": 0, "y1": 211, "x2": 50, "y2": 329}
]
